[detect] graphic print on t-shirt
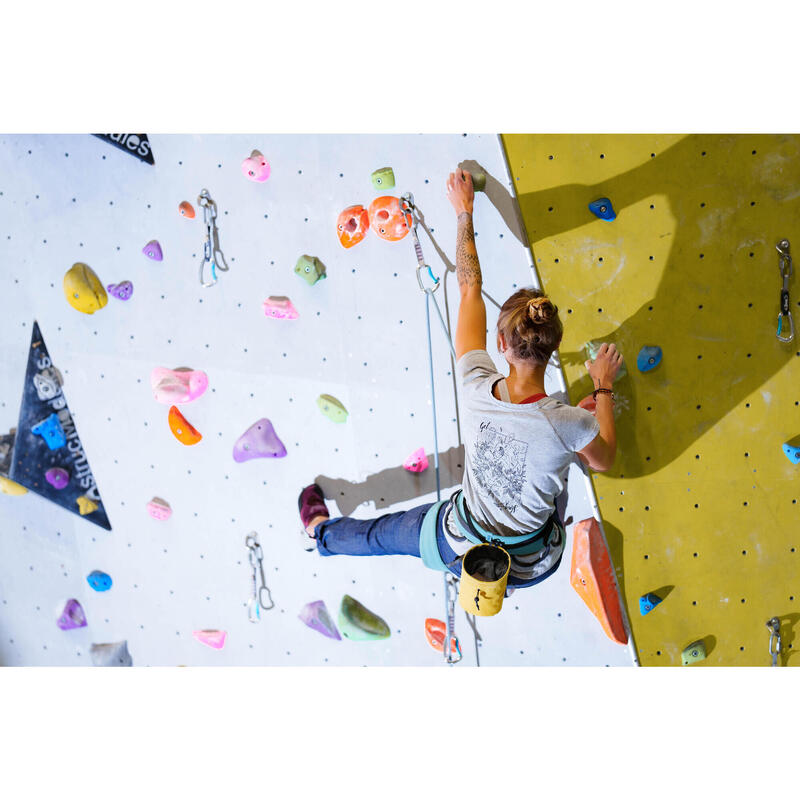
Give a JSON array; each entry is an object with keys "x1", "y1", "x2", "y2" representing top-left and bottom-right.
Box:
[{"x1": 473, "y1": 421, "x2": 528, "y2": 514}]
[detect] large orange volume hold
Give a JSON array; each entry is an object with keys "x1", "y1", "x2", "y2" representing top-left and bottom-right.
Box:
[
  {"x1": 569, "y1": 517, "x2": 628, "y2": 644},
  {"x1": 336, "y1": 205, "x2": 370, "y2": 248},
  {"x1": 367, "y1": 196, "x2": 411, "y2": 241},
  {"x1": 168, "y1": 405, "x2": 203, "y2": 445}
]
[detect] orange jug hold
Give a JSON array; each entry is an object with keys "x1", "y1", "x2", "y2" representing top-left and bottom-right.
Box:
[
  {"x1": 168, "y1": 405, "x2": 203, "y2": 445},
  {"x1": 424, "y1": 618, "x2": 461, "y2": 657},
  {"x1": 570, "y1": 517, "x2": 628, "y2": 644},
  {"x1": 336, "y1": 205, "x2": 370, "y2": 248},
  {"x1": 367, "y1": 196, "x2": 412, "y2": 241}
]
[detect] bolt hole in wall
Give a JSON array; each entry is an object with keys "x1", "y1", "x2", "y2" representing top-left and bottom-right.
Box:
[
  {"x1": 501, "y1": 132, "x2": 800, "y2": 665},
  {"x1": 0, "y1": 133, "x2": 634, "y2": 667}
]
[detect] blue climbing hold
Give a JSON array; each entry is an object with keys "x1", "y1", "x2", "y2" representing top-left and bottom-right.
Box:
[
  {"x1": 588, "y1": 197, "x2": 616, "y2": 221},
  {"x1": 783, "y1": 443, "x2": 800, "y2": 464},
  {"x1": 87, "y1": 570, "x2": 112, "y2": 592},
  {"x1": 31, "y1": 413, "x2": 67, "y2": 450},
  {"x1": 639, "y1": 592, "x2": 662, "y2": 615},
  {"x1": 637, "y1": 345, "x2": 662, "y2": 372}
]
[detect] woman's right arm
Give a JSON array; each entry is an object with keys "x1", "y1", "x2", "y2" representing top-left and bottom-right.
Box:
[{"x1": 577, "y1": 343, "x2": 623, "y2": 472}]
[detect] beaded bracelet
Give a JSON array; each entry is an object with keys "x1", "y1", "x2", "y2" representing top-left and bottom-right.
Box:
[{"x1": 592, "y1": 387, "x2": 615, "y2": 402}]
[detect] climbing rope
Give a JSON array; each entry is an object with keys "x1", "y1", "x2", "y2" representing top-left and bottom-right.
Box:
[{"x1": 403, "y1": 192, "x2": 472, "y2": 665}]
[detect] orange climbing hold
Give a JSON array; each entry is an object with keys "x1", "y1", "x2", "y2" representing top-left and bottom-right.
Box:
[
  {"x1": 168, "y1": 405, "x2": 203, "y2": 445},
  {"x1": 336, "y1": 205, "x2": 370, "y2": 249},
  {"x1": 569, "y1": 517, "x2": 628, "y2": 645},
  {"x1": 424, "y1": 618, "x2": 460, "y2": 655}
]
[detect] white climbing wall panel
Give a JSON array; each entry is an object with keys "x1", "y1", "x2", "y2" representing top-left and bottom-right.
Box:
[{"x1": 0, "y1": 134, "x2": 634, "y2": 666}]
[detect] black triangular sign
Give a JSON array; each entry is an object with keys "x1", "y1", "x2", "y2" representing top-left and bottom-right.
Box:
[
  {"x1": 8, "y1": 322, "x2": 112, "y2": 530},
  {"x1": 92, "y1": 133, "x2": 154, "y2": 165}
]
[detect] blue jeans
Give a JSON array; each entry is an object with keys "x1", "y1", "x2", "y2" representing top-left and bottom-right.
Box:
[{"x1": 314, "y1": 501, "x2": 564, "y2": 589}]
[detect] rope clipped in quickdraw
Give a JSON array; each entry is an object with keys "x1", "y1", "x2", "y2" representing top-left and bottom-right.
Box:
[
  {"x1": 402, "y1": 192, "x2": 462, "y2": 664},
  {"x1": 198, "y1": 189, "x2": 230, "y2": 288},
  {"x1": 246, "y1": 532, "x2": 274, "y2": 622},
  {"x1": 766, "y1": 617, "x2": 781, "y2": 667},
  {"x1": 776, "y1": 239, "x2": 794, "y2": 343}
]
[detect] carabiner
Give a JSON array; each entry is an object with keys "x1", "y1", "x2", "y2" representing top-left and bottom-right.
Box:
[
  {"x1": 402, "y1": 192, "x2": 442, "y2": 295},
  {"x1": 444, "y1": 573, "x2": 462, "y2": 664},
  {"x1": 766, "y1": 617, "x2": 781, "y2": 666},
  {"x1": 245, "y1": 532, "x2": 274, "y2": 622},
  {"x1": 775, "y1": 239, "x2": 794, "y2": 343},
  {"x1": 198, "y1": 189, "x2": 229, "y2": 288}
]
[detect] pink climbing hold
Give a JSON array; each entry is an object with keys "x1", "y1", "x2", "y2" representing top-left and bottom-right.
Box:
[
  {"x1": 403, "y1": 447, "x2": 429, "y2": 473},
  {"x1": 143, "y1": 240, "x2": 163, "y2": 261},
  {"x1": 263, "y1": 296, "x2": 299, "y2": 319},
  {"x1": 242, "y1": 150, "x2": 271, "y2": 182},
  {"x1": 146, "y1": 497, "x2": 172, "y2": 521},
  {"x1": 45, "y1": 467, "x2": 70, "y2": 489},
  {"x1": 193, "y1": 629, "x2": 227, "y2": 649},
  {"x1": 57, "y1": 598, "x2": 87, "y2": 630},
  {"x1": 233, "y1": 418, "x2": 287, "y2": 462},
  {"x1": 298, "y1": 600, "x2": 342, "y2": 640},
  {"x1": 150, "y1": 367, "x2": 209, "y2": 404}
]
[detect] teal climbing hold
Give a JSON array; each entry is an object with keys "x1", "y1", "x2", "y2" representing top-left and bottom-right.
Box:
[
  {"x1": 32, "y1": 413, "x2": 67, "y2": 450},
  {"x1": 338, "y1": 595, "x2": 390, "y2": 641},
  {"x1": 782, "y1": 443, "x2": 800, "y2": 464},
  {"x1": 639, "y1": 592, "x2": 662, "y2": 615},
  {"x1": 294, "y1": 255, "x2": 326, "y2": 286},
  {"x1": 637, "y1": 346, "x2": 662, "y2": 372},
  {"x1": 681, "y1": 640, "x2": 707, "y2": 665}
]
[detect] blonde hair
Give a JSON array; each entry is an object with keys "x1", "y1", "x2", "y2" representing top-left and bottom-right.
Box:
[{"x1": 497, "y1": 288, "x2": 563, "y2": 364}]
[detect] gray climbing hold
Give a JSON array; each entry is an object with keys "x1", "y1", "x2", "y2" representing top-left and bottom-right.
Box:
[{"x1": 90, "y1": 641, "x2": 132, "y2": 667}]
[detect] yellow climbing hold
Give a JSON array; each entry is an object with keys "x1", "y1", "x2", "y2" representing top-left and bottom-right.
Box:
[
  {"x1": 76, "y1": 495, "x2": 98, "y2": 515},
  {"x1": 63, "y1": 263, "x2": 108, "y2": 315},
  {"x1": 316, "y1": 394, "x2": 348, "y2": 423},
  {"x1": 0, "y1": 476, "x2": 28, "y2": 496}
]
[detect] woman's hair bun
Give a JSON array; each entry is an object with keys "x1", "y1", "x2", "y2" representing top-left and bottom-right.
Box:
[{"x1": 528, "y1": 296, "x2": 554, "y2": 324}]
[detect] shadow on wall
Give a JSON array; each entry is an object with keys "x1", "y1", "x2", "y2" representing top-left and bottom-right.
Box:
[{"x1": 513, "y1": 133, "x2": 800, "y2": 479}]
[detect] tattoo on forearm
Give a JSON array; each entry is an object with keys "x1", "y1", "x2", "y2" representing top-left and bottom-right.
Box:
[{"x1": 456, "y1": 212, "x2": 482, "y2": 291}]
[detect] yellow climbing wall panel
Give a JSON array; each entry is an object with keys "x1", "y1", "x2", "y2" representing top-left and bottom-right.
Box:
[{"x1": 502, "y1": 134, "x2": 800, "y2": 666}]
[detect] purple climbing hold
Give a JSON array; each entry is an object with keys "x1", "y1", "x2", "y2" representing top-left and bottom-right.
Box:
[
  {"x1": 57, "y1": 598, "x2": 87, "y2": 630},
  {"x1": 45, "y1": 467, "x2": 70, "y2": 489},
  {"x1": 233, "y1": 418, "x2": 287, "y2": 462},
  {"x1": 143, "y1": 240, "x2": 163, "y2": 261},
  {"x1": 298, "y1": 600, "x2": 342, "y2": 640},
  {"x1": 107, "y1": 280, "x2": 134, "y2": 300}
]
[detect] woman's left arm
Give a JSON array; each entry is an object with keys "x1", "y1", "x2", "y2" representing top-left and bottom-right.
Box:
[{"x1": 448, "y1": 168, "x2": 487, "y2": 359}]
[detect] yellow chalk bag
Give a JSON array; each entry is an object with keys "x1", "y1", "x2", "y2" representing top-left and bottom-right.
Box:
[{"x1": 458, "y1": 543, "x2": 510, "y2": 617}]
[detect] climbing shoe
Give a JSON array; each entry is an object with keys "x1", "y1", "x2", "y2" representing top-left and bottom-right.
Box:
[{"x1": 298, "y1": 483, "x2": 329, "y2": 536}]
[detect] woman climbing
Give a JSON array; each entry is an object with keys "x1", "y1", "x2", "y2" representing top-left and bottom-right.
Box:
[{"x1": 297, "y1": 166, "x2": 623, "y2": 596}]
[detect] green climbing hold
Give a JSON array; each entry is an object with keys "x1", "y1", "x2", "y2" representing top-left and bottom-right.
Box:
[
  {"x1": 681, "y1": 640, "x2": 707, "y2": 665},
  {"x1": 317, "y1": 394, "x2": 348, "y2": 423},
  {"x1": 294, "y1": 255, "x2": 326, "y2": 286},
  {"x1": 471, "y1": 172, "x2": 486, "y2": 192},
  {"x1": 338, "y1": 595, "x2": 390, "y2": 641},
  {"x1": 371, "y1": 167, "x2": 395, "y2": 190},
  {"x1": 584, "y1": 340, "x2": 627, "y2": 379}
]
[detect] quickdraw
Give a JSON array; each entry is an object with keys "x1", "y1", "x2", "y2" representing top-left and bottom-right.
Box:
[
  {"x1": 245, "y1": 532, "x2": 274, "y2": 622},
  {"x1": 766, "y1": 617, "x2": 781, "y2": 667},
  {"x1": 775, "y1": 239, "x2": 794, "y2": 343},
  {"x1": 198, "y1": 189, "x2": 229, "y2": 288},
  {"x1": 402, "y1": 191, "x2": 463, "y2": 664}
]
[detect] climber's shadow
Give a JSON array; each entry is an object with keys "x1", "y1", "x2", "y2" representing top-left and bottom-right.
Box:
[{"x1": 513, "y1": 134, "x2": 800, "y2": 478}]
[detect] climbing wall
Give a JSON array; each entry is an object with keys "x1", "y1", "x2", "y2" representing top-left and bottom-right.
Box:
[
  {"x1": 503, "y1": 133, "x2": 800, "y2": 666},
  {"x1": 0, "y1": 134, "x2": 634, "y2": 666}
]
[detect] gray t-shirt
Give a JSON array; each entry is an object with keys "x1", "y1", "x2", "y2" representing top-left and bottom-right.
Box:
[{"x1": 443, "y1": 350, "x2": 599, "y2": 569}]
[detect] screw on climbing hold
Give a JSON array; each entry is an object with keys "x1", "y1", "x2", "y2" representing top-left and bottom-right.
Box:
[
  {"x1": 639, "y1": 592, "x2": 663, "y2": 615},
  {"x1": 767, "y1": 617, "x2": 781, "y2": 666},
  {"x1": 337, "y1": 595, "x2": 390, "y2": 641},
  {"x1": 87, "y1": 570, "x2": 112, "y2": 592},
  {"x1": 197, "y1": 189, "x2": 229, "y2": 287},
  {"x1": 403, "y1": 447, "x2": 429, "y2": 473},
  {"x1": 45, "y1": 468, "x2": 69, "y2": 489},
  {"x1": 179, "y1": 201, "x2": 195, "y2": 218},
  {"x1": 193, "y1": 630, "x2": 227, "y2": 649},
  {"x1": 31, "y1": 413, "x2": 67, "y2": 451},
  {"x1": 368, "y1": 196, "x2": 412, "y2": 242},
  {"x1": 142, "y1": 240, "x2": 163, "y2": 261},
  {"x1": 636, "y1": 345, "x2": 662, "y2": 373},
  {"x1": 337, "y1": 205, "x2": 370, "y2": 249},
  {"x1": 783, "y1": 443, "x2": 800, "y2": 464},
  {"x1": 241, "y1": 150, "x2": 270, "y2": 182},
  {"x1": 775, "y1": 239, "x2": 795, "y2": 342},
  {"x1": 299, "y1": 600, "x2": 341, "y2": 640},
  {"x1": 146, "y1": 497, "x2": 172, "y2": 520},
  {"x1": 681, "y1": 640, "x2": 707, "y2": 665},
  {"x1": 371, "y1": 167, "x2": 395, "y2": 190},
  {"x1": 63, "y1": 263, "x2": 108, "y2": 315},
  {"x1": 245, "y1": 532, "x2": 274, "y2": 622},
  {"x1": 263, "y1": 296, "x2": 299, "y2": 319},
  {"x1": 233, "y1": 419, "x2": 287, "y2": 462},
  {"x1": 168, "y1": 405, "x2": 203, "y2": 445},
  {"x1": 470, "y1": 172, "x2": 487, "y2": 192},
  {"x1": 106, "y1": 280, "x2": 134, "y2": 300},
  {"x1": 588, "y1": 197, "x2": 616, "y2": 221},
  {"x1": 316, "y1": 394, "x2": 348, "y2": 423},
  {"x1": 294, "y1": 254, "x2": 326, "y2": 285}
]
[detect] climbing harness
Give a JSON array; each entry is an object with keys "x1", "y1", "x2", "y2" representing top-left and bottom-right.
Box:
[
  {"x1": 245, "y1": 532, "x2": 274, "y2": 622},
  {"x1": 198, "y1": 189, "x2": 229, "y2": 288},
  {"x1": 402, "y1": 192, "x2": 463, "y2": 664},
  {"x1": 775, "y1": 239, "x2": 794, "y2": 343},
  {"x1": 766, "y1": 617, "x2": 781, "y2": 667}
]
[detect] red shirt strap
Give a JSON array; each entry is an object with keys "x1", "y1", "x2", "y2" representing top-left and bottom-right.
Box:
[{"x1": 519, "y1": 393, "x2": 547, "y2": 404}]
